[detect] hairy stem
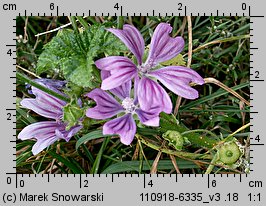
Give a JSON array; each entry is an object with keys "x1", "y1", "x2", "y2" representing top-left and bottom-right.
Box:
[
  {"x1": 205, "y1": 153, "x2": 218, "y2": 174},
  {"x1": 17, "y1": 72, "x2": 70, "y2": 102}
]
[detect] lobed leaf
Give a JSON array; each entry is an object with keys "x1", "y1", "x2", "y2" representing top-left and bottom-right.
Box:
[{"x1": 36, "y1": 25, "x2": 127, "y2": 88}]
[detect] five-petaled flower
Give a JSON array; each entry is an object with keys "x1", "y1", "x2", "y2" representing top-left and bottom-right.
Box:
[
  {"x1": 18, "y1": 80, "x2": 82, "y2": 155},
  {"x1": 86, "y1": 74, "x2": 160, "y2": 145},
  {"x1": 95, "y1": 23, "x2": 204, "y2": 113}
]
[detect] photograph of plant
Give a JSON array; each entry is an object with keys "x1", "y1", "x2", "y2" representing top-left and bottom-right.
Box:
[{"x1": 16, "y1": 16, "x2": 250, "y2": 174}]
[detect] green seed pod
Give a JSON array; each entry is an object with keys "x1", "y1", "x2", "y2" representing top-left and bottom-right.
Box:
[
  {"x1": 162, "y1": 130, "x2": 184, "y2": 150},
  {"x1": 216, "y1": 140, "x2": 242, "y2": 165}
]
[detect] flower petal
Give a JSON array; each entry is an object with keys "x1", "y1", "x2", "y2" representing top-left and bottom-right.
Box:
[
  {"x1": 145, "y1": 23, "x2": 185, "y2": 67},
  {"x1": 135, "y1": 108, "x2": 160, "y2": 127},
  {"x1": 149, "y1": 66, "x2": 204, "y2": 99},
  {"x1": 103, "y1": 114, "x2": 136, "y2": 145},
  {"x1": 31, "y1": 135, "x2": 58, "y2": 155},
  {"x1": 27, "y1": 79, "x2": 66, "y2": 95},
  {"x1": 101, "y1": 67, "x2": 137, "y2": 90},
  {"x1": 95, "y1": 56, "x2": 136, "y2": 71},
  {"x1": 101, "y1": 71, "x2": 131, "y2": 100},
  {"x1": 18, "y1": 121, "x2": 81, "y2": 155},
  {"x1": 18, "y1": 121, "x2": 62, "y2": 140},
  {"x1": 34, "y1": 78, "x2": 66, "y2": 90},
  {"x1": 138, "y1": 77, "x2": 172, "y2": 114},
  {"x1": 17, "y1": 121, "x2": 62, "y2": 155},
  {"x1": 22, "y1": 80, "x2": 66, "y2": 120},
  {"x1": 95, "y1": 56, "x2": 137, "y2": 90},
  {"x1": 31, "y1": 85, "x2": 66, "y2": 110},
  {"x1": 66, "y1": 125, "x2": 83, "y2": 139},
  {"x1": 55, "y1": 125, "x2": 83, "y2": 142},
  {"x1": 86, "y1": 88, "x2": 123, "y2": 119},
  {"x1": 20, "y1": 99, "x2": 62, "y2": 120},
  {"x1": 107, "y1": 24, "x2": 145, "y2": 65}
]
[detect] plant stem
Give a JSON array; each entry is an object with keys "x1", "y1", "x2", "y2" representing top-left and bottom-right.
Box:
[
  {"x1": 172, "y1": 17, "x2": 179, "y2": 37},
  {"x1": 69, "y1": 16, "x2": 79, "y2": 32},
  {"x1": 91, "y1": 137, "x2": 110, "y2": 174},
  {"x1": 204, "y1": 77, "x2": 250, "y2": 106},
  {"x1": 222, "y1": 123, "x2": 250, "y2": 143},
  {"x1": 191, "y1": 34, "x2": 250, "y2": 54},
  {"x1": 69, "y1": 16, "x2": 86, "y2": 55},
  {"x1": 74, "y1": 136, "x2": 94, "y2": 166},
  {"x1": 17, "y1": 72, "x2": 70, "y2": 102},
  {"x1": 76, "y1": 16, "x2": 89, "y2": 30},
  {"x1": 174, "y1": 16, "x2": 193, "y2": 116},
  {"x1": 186, "y1": 16, "x2": 193, "y2": 68},
  {"x1": 205, "y1": 153, "x2": 218, "y2": 174},
  {"x1": 117, "y1": 16, "x2": 124, "y2": 29},
  {"x1": 136, "y1": 134, "x2": 212, "y2": 160}
]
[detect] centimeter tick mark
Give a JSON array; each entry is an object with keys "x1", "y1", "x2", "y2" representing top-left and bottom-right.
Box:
[
  {"x1": 13, "y1": 6, "x2": 266, "y2": 17},
  {"x1": 143, "y1": 174, "x2": 146, "y2": 188},
  {"x1": 207, "y1": 175, "x2": 210, "y2": 188},
  {"x1": 250, "y1": 143, "x2": 265, "y2": 146}
]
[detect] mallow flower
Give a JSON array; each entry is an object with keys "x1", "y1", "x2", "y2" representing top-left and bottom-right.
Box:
[
  {"x1": 18, "y1": 79, "x2": 82, "y2": 155},
  {"x1": 95, "y1": 23, "x2": 204, "y2": 113},
  {"x1": 86, "y1": 73, "x2": 160, "y2": 145}
]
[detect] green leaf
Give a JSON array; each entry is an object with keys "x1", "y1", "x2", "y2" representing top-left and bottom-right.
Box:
[
  {"x1": 91, "y1": 137, "x2": 110, "y2": 174},
  {"x1": 16, "y1": 149, "x2": 33, "y2": 167},
  {"x1": 16, "y1": 140, "x2": 34, "y2": 151},
  {"x1": 161, "y1": 54, "x2": 186, "y2": 66},
  {"x1": 160, "y1": 112, "x2": 180, "y2": 132},
  {"x1": 48, "y1": 150, "x2": 84, "y2": 173},
  {"x1": 76, "y1": 130, "x2": 111, "y2": 150},
  {"x1": 101, "y1": 31, "x2": 128, "y2": 55},
  {"x1": 61, "y1": 56, "x2": 99, "y2": 88},
  {"x1": 101, "y1": 160, "x2": 199, "y2": 173},
  {"x1": 36, "y1": 50, "x2": 59, "y2": 75},
  {"x1": 16, "y1": 107, "x2": 37, "y2": 124},
  {"x1": 36, "y1": 25, "x2": 127, "y2": 88},
  {"x1": 160, "y1": 113, "x2": 218, "y2": 149},
  {"x1": 137, "y1": 127, "x2": 160, "y2": 136}
]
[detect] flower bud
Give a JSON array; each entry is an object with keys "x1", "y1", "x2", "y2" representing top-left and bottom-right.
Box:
[{"x1": 63, "y1": 102, "x2": 84, "y2": 130}]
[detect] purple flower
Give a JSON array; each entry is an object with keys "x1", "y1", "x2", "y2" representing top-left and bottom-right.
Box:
[
  {"x1": 95, "y1": 23, "x2": 204, "y2": 113},
  {"x1": 18, "y1": 81, "x2": 82, "y2": 155},
  {"x1": 26, "y1": 78, "x2": 66, "y2": 95},
  {"x1": 86, "y1": 76, "x2": 160, "y2": 145}
]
